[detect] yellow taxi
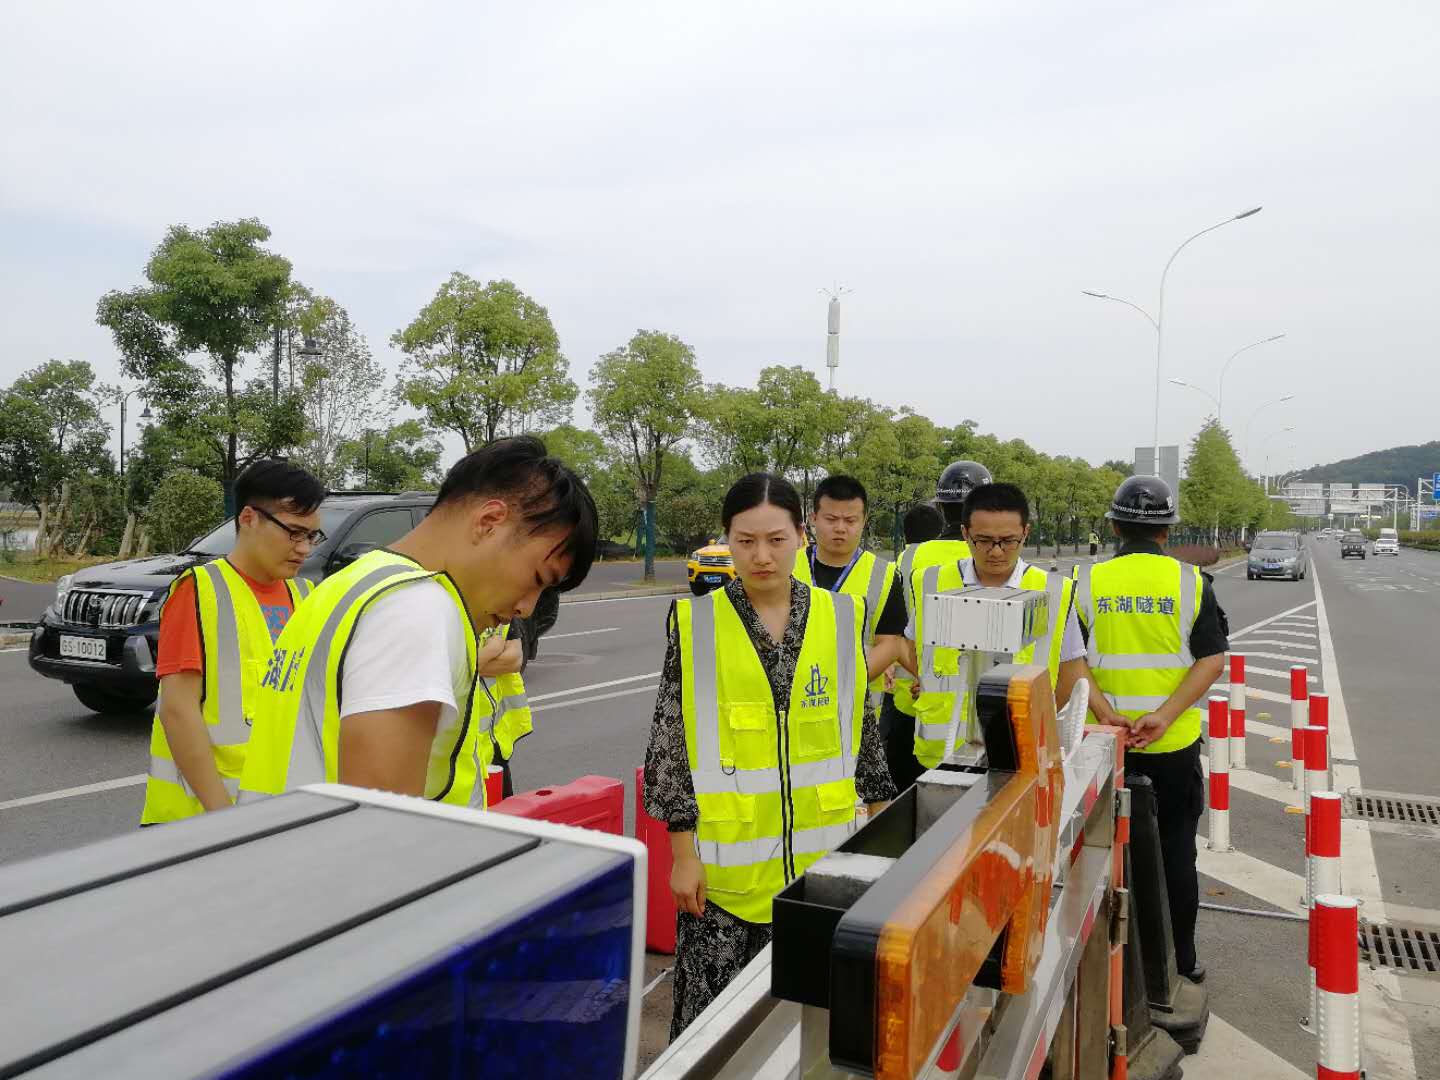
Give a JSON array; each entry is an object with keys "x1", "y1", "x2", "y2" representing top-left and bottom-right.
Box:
[
  {"x1": 687, "y1": 539, "x2": 735, "y2": 595},
  {"x1": 687, "y1": 532, "x2": 814, "y2": 595}
]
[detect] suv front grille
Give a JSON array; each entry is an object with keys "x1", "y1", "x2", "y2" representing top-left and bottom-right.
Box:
[
  {"x1": 62, "y1": 590, "x2": 152, "y2": 630},
  {"x1": 697, "y1": 555, "x2": 732, "y2": 568}
]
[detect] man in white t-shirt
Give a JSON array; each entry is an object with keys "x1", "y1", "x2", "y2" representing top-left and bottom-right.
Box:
[{"x1": 239, "y1": 436, "x2": 594, "y2": 802}]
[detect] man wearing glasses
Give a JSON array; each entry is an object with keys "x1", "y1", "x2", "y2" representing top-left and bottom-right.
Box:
[
  {"x1": 904, "y1": 483, "x2": 1120, "y2": 781},
  {"x1": 141, "y1": 460, "x2": 325, "y2": 823}
]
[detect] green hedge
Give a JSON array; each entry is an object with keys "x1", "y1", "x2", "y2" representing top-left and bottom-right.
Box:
[{"x1": 1400, "y1": 531, "x2": 1440, "y2": 551}]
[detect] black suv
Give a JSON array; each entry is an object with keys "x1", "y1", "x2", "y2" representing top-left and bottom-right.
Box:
[
  {"x1": 28, "y1": 492, "x2": 562, "y2": 715},
  {"x1": 1340, "y1": 531, "x2": 1367, "y2": 560}
]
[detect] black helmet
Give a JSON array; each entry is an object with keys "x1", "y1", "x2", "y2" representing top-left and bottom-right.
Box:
[
  {"x1": 1106, "y1": 476, "x2": 1180, "y2": 525},
  {"x1": 935, "y1": 460, "x2": 992, "y2": 504}
]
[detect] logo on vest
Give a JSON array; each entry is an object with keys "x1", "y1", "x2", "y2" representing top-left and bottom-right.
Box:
[
  {"x1": 802, "y1": 664, "x2": 831, "y2": 709},
  {"x1": 261, "y1": 645, "x2": 307, "y2": 693}
]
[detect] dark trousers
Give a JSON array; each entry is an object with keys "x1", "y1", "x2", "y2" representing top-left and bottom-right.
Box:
[
  {"x1": 879, "y1": 695, "x2": 926, "y2": 794},
  {"x1": 1125, "y1": 739, "x2": 1204, "y2": 973}
]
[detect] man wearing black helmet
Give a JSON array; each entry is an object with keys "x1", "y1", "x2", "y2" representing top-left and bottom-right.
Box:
[{"x1": 1073, "y1": 475, "x2": 1229, "y2": 983}]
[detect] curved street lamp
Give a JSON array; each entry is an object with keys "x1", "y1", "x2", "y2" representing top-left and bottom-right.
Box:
[
  {"x1": 1244, "y1": 395, "x2": 1295, "y2": 468},
  {"x1": 1083, "y1": 205, "x2": 1263, "y2": 476},
  {"x1": 1168, "y1": 377, "x2": 1220, "y2": 416},
  {"x1": 1217, "y1": 333, "x2": 1285, "y2": 424}
]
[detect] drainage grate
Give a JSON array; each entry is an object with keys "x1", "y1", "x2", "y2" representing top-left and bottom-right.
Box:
[
  {"x1": 1359, "y1": 920, "x2": 1440, "y2": 976},
  {"x1": 1344, "y1": 790, "x2": 1440, "y2": 829}
]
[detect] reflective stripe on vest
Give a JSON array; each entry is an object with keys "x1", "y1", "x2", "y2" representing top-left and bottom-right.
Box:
[
  {"x1": 792, "y1": 548, "x2": 895, "y2": 646},
  {"x1": 1074, "y1": 555, "x2": 1202, "y2": 753},
  {"x1": 237, "y1": 551, "x2": 492, "y2": 806},
  {"x1": 142, "y1": 561, "x2": 310, "y2": 824},
  {"x1": 680, "y1": 585, "x2": 864, "y2": 924}
]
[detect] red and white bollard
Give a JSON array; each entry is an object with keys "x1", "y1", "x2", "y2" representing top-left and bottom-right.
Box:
[
  {"x1": 1228, "y1": 653, "x2": 1247, "y2": 770},
  {"x1": 1304, "y1": 791, "x2": 1345, "y2": 1033},
  {"x1": 1290, "y1": 665, "x2": 1309, "y2": 791},
  {"x1": 1313, "y1": 894, "x2": 1362, "y2": 1080},
  {"x1": 1310, "y1": 692, "x2": 1332, "y2": 790},
  {"x1": 1207, "y1": 695, "x2": 1231, "y2": 852},
  {"x1": 1301, "y1": 724, "x2": 1330, "y2": 905}
]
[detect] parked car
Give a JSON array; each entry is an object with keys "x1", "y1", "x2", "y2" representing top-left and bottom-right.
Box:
[
  {"x1": 1373, "y1": 528, "x2": 1400, "y2": 556},
  {"x1": 1340, "y1": 530, "x2": 1367, "y2": 559},
  {"x1": 1247, "y1": 531, "x2": 1308, "y2": 581},
  {"x1": 687, "y1": 538, "x2": 735, "y2": 595}
]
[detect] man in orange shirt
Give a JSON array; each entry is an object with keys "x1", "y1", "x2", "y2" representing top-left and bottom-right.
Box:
[{"x1": 141, "y1": 460, "x2": 324, "y2": 823}]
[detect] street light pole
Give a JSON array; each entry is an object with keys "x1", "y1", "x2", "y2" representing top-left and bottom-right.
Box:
[
  {"x1": 1152, "y1": 207, "x2": 1263, "y2": 474},
  {"x1": 1167, "y1": 377, "x2": 1221, "y2": 415},
  {"x1": 1216, "y1": 332, "x2": 1285, "y2": 425},
  {"x1": 117, "y1": 388, "x2": 153, "y2": 479},
  {"x1": 1244, "y1": 395, "x2": 1295, "y2": 468},
  {"x1": 1082, "y1": 205, "x2": 1261, "y2": 476}
]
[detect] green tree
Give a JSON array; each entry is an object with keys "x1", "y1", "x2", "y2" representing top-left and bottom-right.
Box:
[
  {"x1": 393, "y1": 274, "x2": 576, "y2": 451},
  {"x1": 656, "y1": 453, "x2": 728, "y2": 554},
  {"x1": 0, "y1": 360, "x2": 113, "y2": 516},
  {"x1": 334, "y1": 421, "x2": 443, "y2": 491},
  {"x1": 588, "y1": 330, "x2": 704, "y2": 581},
  {"x1": 96, "y1": 218, "x2": 298, "y2": 512},
  {"x1": 1101, "y1": 458, "x2": 1135, "y2": 479},
  {"x1": 1181, "y1": 420, "x2": 1252, "y2": 542},
  {"x1": 846, "y1": 408, "x2": 942, "y2": 555},
  {"x1": 145, "y1": 471, "x2": 225, "y2": 553},
  {"x1": 539, "y1": 423, "x2": 609, "y2": 483},
  {"x1": 293, "y1": 300, "x2": 387, "y2": 485}
]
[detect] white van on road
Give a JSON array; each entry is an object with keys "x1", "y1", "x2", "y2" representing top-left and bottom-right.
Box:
[{"x1": 1374, "y1": 527, "x2": 1400, "y2": 556}]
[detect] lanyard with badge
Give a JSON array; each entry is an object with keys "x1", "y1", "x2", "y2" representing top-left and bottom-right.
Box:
[{"x1": 810, "y1": 544, "x2": 863, "y2": 593}]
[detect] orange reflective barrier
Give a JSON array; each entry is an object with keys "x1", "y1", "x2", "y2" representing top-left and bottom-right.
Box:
[{"x1": 872, "y1": 665, "x2": 1063, "y2": 1080}]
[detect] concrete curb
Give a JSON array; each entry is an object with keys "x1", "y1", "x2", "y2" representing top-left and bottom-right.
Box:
[
  {"x1": 1, "y1": 631, "x2": 31, "y2": 648},
  {"x1": 562, "y1": 585, "x2": 690, "y2": 603}
]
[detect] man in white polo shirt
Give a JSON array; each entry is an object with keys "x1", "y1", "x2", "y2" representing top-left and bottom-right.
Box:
[{"x1": 904, "y1": 482, "x2": 1121, "y2": 774}]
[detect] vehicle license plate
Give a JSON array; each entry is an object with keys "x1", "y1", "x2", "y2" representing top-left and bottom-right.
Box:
[
  {"x1": 703, "y1": 574, "x2": 724, "y2": 584},
  {"x1": 59, "y1": 635, "x2": 107, "y2": 661}
]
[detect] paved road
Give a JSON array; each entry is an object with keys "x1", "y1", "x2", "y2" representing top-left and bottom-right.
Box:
[
  {"x1": 2, "y1": 541, "x2": 1436, "y2": 1076},
  {"x1": 0, "y1": 574, "x2": 53, "y2": 623}
]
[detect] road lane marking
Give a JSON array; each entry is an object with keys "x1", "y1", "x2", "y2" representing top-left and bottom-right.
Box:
[
  {"x1": 1201, "y1": 757, "x2": 1299, "y2": 808},
  {"x1": 531, "y1": 685, "x2": 658, "y2": 713},
  {"x1": 1309, "y1": 554, "x2": 1418, "y2": 1079},
  {"x1": 1224, "y1": 664, "x2": 1317, "y2": 682},
  {"x1": 1224, "y1": 600, "x2": 1316, "y2": 640},
  {"x1": 544, "y1": 627, "x2": 619, "y2": 640},
  {"x1": 1185, "y1": 1013, "x2": 1308, "y2": 1080},
  {"x1": 0, "y1": 774, "x2": 146, "y2": 811},
  {"x1": 567, "y1": 593, "x2": 683, "y2": 606},
  {"x1": 1248, "y1": 629, "x2": 1318, "y2": 641},
  {"x1": 1230, "y1": 650, "x2": 1322, "y2": 667},
  {"x1": 528, "y1": 672, "x2": 661, "y2": 704},
  {"x1": 1225, "y1": 638, "x2": 1318, "y2": 652},
  {"x1": 1195, "y1": 842, "x2": 1305, "y2": 915},
  {"x1": 643, "y1": 967, "x2": 673, "y2": 997}
]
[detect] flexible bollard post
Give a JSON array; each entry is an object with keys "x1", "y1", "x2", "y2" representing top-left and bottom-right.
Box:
[
  {"x1": 1290, "y1": 665, "x2": 1309, "y2": 791},
  {"x1": 1303, "y1": 792, "x2": 1345, "y2": 1034},
  {"x1": 1313, "y1": 894, "x2": 1361, "y2": 1080},
  {"x1": 1310, "y1": 693, "x2": 1332, "y2": 790},
  {"x1": 1301, "y1": 725, "x2": 1329, "y2": 905},
  {"x1": 1228, "y1": 653, "x2": 1247, "y2": 770},
  {"x1": 1207, "y1": 695, "x2": 1231, "y2": 852}
]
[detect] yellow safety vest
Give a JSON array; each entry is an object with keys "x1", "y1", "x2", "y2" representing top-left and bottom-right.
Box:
[
  {"x1": 885, "y1": 541, "x2": 931, "y2": 717},
  {"x1": 910, "y1": 561, "x2": 1070, "y2": 770},
  {"x1": 1073, "y1": 554, "x2": 1203, "y2": 755},
  {"x1": 238, "y1": 550, "x2": 493, "y2": 808},
  {"x1": 792, "y1": 547, "x2": 896, "y2": 692},
  {"x1": 678, "y1": 584, "x2": 866, "y2": 924},
  {"x1": 141, "y1": 561, "x2": 312, "y2": 824},
  {"x1": 486, "y1": 649, "x2": 532, "y2": 761}
]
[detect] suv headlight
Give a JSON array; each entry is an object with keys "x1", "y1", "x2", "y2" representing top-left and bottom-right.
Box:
[{"x1": 53, "y1": 574, "x2": 74, "y2": 614}]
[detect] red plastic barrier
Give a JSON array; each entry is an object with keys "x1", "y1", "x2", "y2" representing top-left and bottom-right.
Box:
[
  {"x1": 484, "y1": 765, "x2": 504, "y2": 809},
  {"x1": 635, "y1": 766, "x2": 677, "y2": 954},
  {"x1": 490, "y1": 774, "x2": 623, "y2": 835}
]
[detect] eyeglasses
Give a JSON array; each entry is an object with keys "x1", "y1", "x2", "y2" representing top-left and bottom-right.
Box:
[
  {"x1": 969, "y1": 536, "x2": 1023, "y2": 554},
  {"x1": 253, "y1": 506, "x2": 327, "y2": 547}
]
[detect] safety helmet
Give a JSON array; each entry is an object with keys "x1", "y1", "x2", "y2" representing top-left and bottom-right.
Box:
[
  {"x1": 1106, "y1": 475, "x2": 1180, "y2": 525},
  {"x1": 935, "y1": 460, "x2": 993, "y2": 504}
]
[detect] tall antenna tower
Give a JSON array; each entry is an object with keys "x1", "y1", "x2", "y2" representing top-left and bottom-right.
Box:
[{"x1": 821, "y1": 284, "x2": 851, "y2": 392}]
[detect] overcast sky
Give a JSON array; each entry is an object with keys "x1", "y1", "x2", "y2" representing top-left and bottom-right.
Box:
[{"x1": 2, "y1": 2, "x2": 1436, "y2": 481}]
